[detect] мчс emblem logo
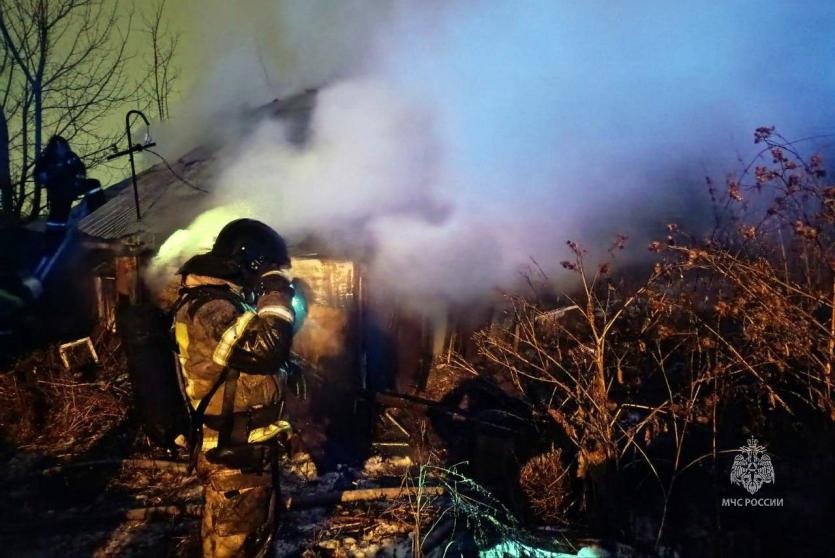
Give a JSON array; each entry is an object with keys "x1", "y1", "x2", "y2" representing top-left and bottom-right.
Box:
[{"x1": 730, "y1": 437, "x2": 775, "y2": 495}]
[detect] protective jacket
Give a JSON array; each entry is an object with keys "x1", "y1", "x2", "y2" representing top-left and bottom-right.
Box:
[
  {"x1": 34, "y1": 149, "x2": 85, "y2": 191},
  {"x1": 174, "y1": 273, "x2": 295, "y2": 450},
  {"x1": 34, "y1": 147, "x2": 104, "y2": 229}
]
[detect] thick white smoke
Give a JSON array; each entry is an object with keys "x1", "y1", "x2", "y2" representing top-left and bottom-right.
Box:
[{"x1": 156, "y1": 0, "x2": 835, "y2": 307}]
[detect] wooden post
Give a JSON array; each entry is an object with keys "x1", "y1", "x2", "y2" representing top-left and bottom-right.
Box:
[
  {"x1": 115, "y1": 255, "x2": 140, "y2": 304},
  {"x1": 93, "y1": 275, "x2": 118, "y2": 330}
]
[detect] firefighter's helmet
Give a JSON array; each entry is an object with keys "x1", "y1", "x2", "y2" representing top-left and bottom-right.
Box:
[{"x1": 212, "y1": 219, "x2": 290, "y2": 274}]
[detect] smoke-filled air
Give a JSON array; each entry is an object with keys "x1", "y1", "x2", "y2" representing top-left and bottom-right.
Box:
[
  {"x1": 5, "y1": 1, "x2": 835, "y2": 553},
  {"x1": 153, "y1": 0, "x2": 835, "y2": 307}
]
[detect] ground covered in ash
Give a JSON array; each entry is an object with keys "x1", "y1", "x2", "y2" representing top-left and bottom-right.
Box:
[
  {"x1": 0, "y1": 335, "x2": 451, "y2": 557},
  {"x1": 0, "y1": 447, "x2": 432, "y2": 557},
  {"x1": 0, "y1": 335, "x2": 639, "y2": 558}
]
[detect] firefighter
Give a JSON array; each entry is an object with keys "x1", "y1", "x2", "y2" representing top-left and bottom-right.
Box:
[
  {"x1": 174, "y1": 218, "x2": 299, "y2": 557},
  {"x1": 33, "y1": 135, "x2": 104, "y2": 237}
]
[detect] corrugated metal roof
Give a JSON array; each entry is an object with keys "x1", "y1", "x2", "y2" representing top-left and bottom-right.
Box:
[
  {"x1": 78, "y1": 148, "x2": 214, "y2": 242},
  {"x1": 78, "y1": 90, "x2": 317, "y2": 246}
]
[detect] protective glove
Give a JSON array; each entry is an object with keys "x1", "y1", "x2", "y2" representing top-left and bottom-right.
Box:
[
  {"x1": 254, "y1": 269, "x2": 293, "y2": 299},
  {"x1": 19, "y1": 276, "x2": 43, "y2": 301}
]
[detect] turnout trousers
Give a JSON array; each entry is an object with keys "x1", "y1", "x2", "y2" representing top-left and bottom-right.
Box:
[{"x1": 196, "y1": 449, "x2": 278, "y2": 558}]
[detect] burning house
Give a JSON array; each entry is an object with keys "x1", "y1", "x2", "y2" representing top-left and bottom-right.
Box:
[{"x1": 75, "y1": 90, "x2": 446, "y2": 468}]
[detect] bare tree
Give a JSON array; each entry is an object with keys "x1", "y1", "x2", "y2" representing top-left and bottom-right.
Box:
[
  {"x1": 0, "y1": 109, "x2": 10, "y2": 221},
  {"x1": 0, "y1": 43, "x2": 14, "y2": 219},
  {"x1": 0, "y1": 0, "x2": 138, "y2": 220},
  {"x1": 141, "y1": 0, "x2": 179, "y2": 122}
]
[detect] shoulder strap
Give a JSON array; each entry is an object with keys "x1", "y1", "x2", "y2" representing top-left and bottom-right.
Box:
[
  {"x1": 217, "y1": 369, "x2": 241, "y2": 447},
  {"x1": 193, "y1": 368, "x2": 230, "y2": 424},
  {"x1": 188, "y1": 367, "x2": 230, "y2": 473}
]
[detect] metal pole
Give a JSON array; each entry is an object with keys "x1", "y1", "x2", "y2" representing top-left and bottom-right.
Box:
[
  {"x1": 125, "y1": 110, "x2": 151, "y2": 221},
  {"x1": 126, "y1": 113, "x2": 140, "y2": 220}
]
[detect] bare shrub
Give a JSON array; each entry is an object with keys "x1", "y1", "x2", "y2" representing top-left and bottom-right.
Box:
[
  {"x1": 518, "y1": 448, "x2": 572, "y2": 525},
  {"x1": 453, "y1": 128, "x2": 834, "y2": 546}
]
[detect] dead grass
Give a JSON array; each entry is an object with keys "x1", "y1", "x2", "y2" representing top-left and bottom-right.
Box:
[{"x1": 0, "y1": 328, "x2": 130, "y2": 456}]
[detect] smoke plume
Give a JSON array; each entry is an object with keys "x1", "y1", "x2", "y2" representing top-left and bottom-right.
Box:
[{"x1": 155, "y1": 1, "x2": 835, "y2": 308}]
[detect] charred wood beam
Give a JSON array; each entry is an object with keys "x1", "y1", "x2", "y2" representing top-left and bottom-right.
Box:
[
  {"x1": 285, "y1": 486, "x2": 444, "y2": 509},
  {"x1": 373, "y1": 391, "x2": 522, "y2": 436}
]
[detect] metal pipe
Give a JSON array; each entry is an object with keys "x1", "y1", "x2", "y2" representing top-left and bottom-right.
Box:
[
  {"x1": 106, "y1": 110, "x2": 155, "y2": 221},
  {"x1": 126, "y1": 110, "x2": 149, "y2": 220}
]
